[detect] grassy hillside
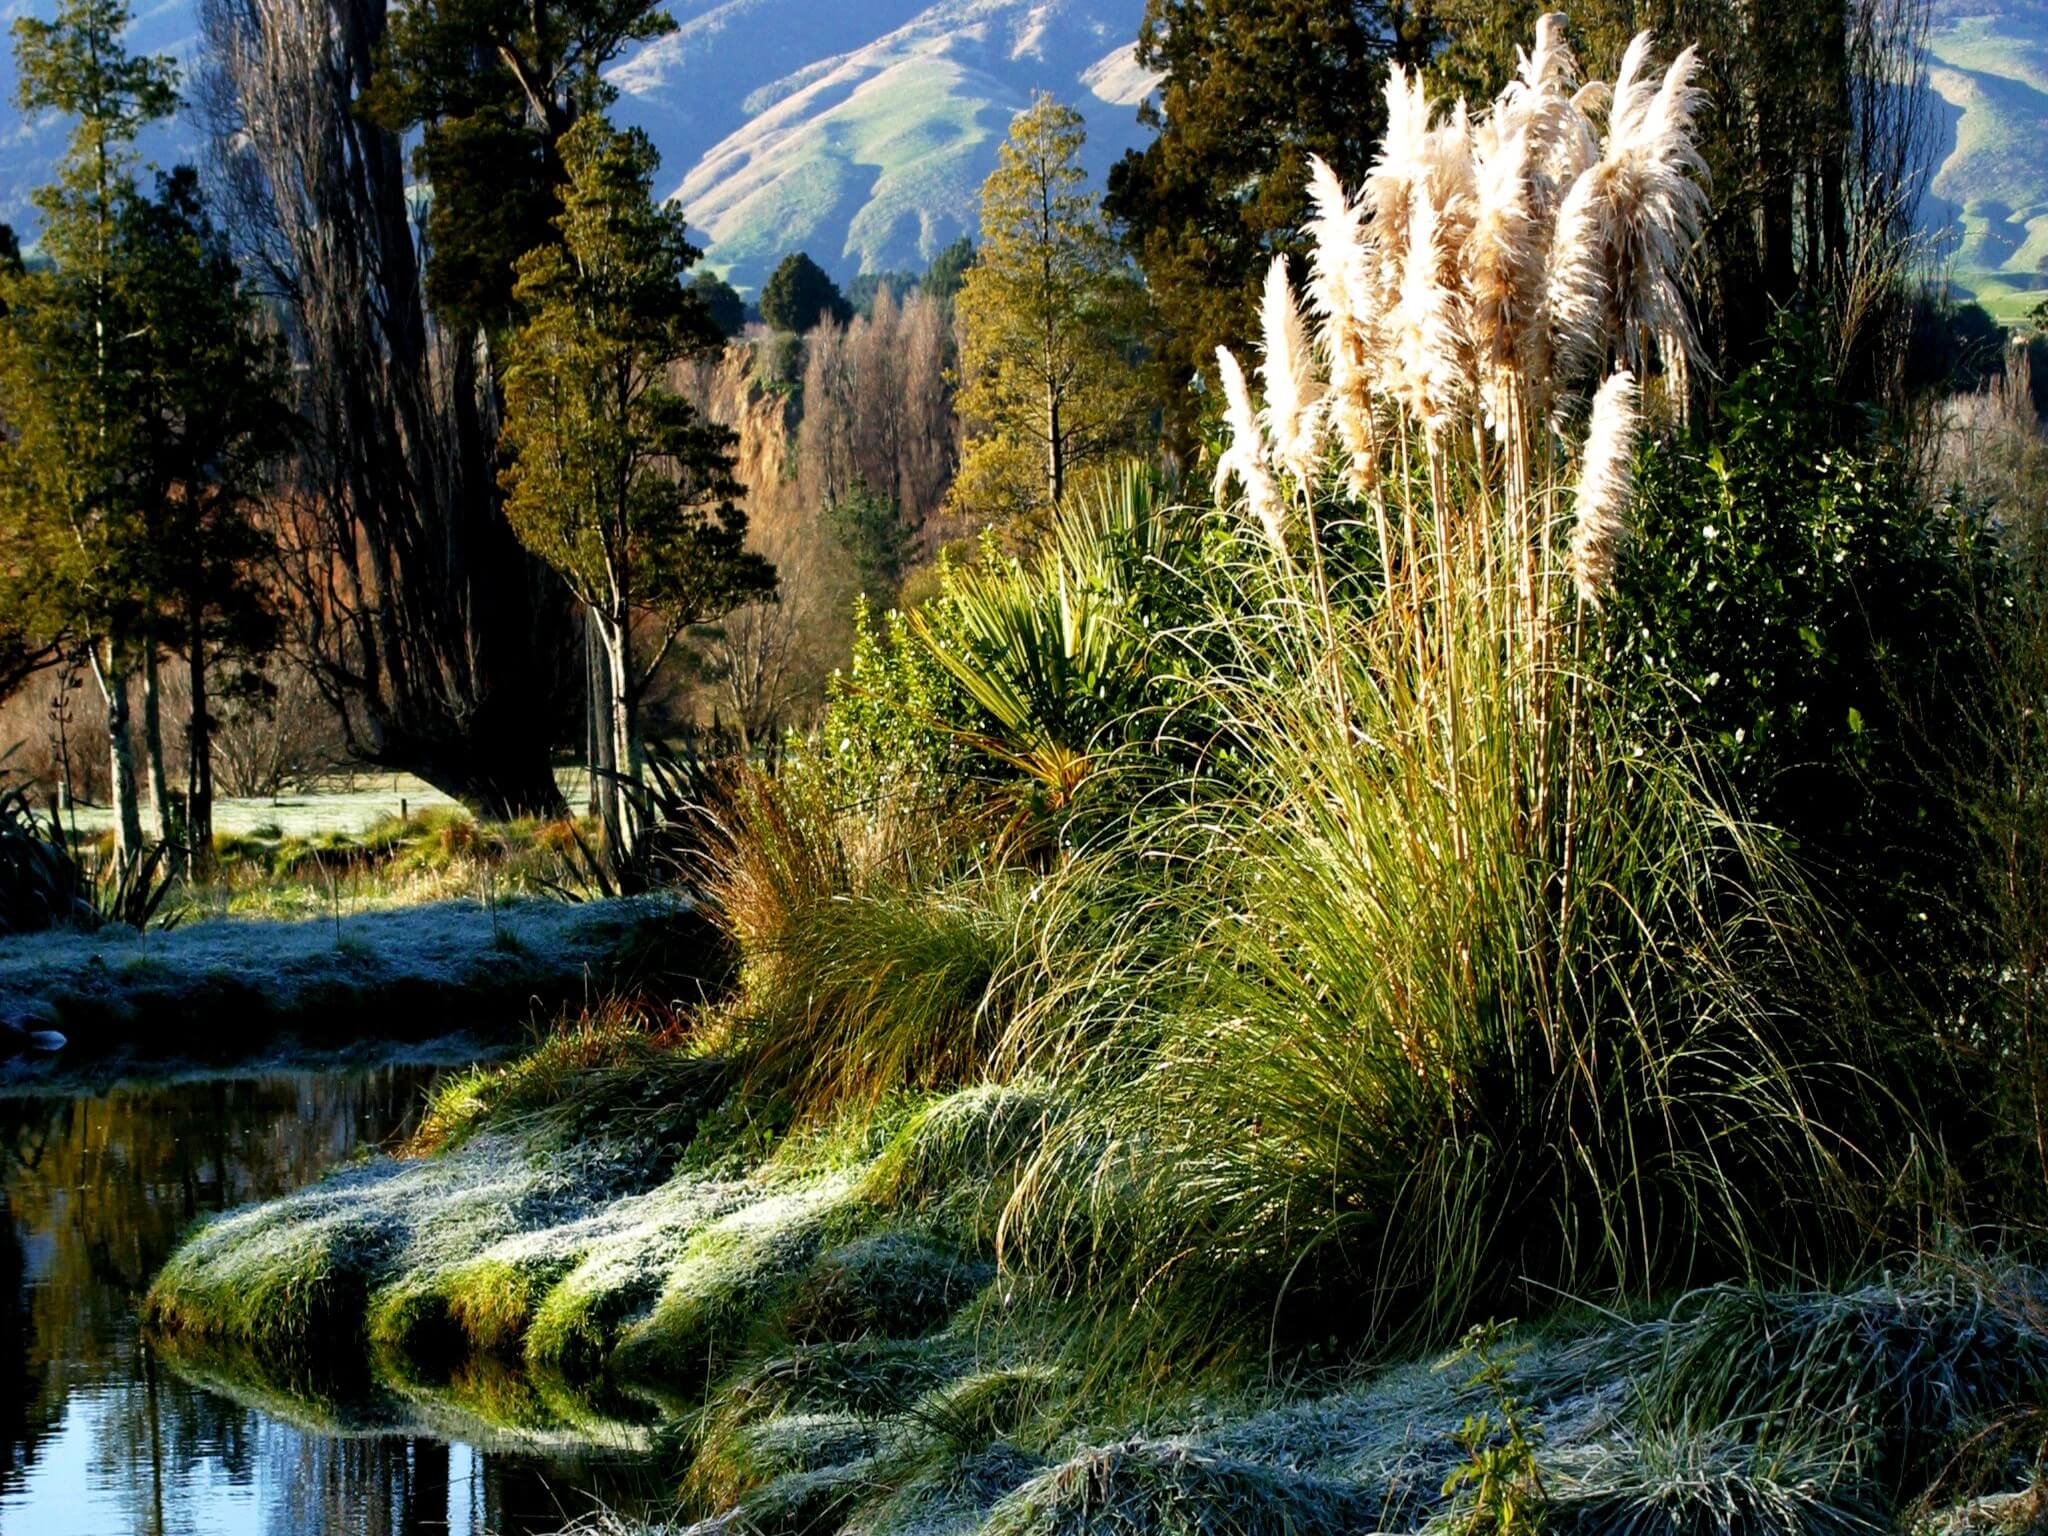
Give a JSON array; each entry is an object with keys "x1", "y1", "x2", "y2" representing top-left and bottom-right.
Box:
[
  {"x1": 1926, "y1": 4, "x2": 2048, "y2": 321},
  {"x1": 636, "y1": 0, "x2": 1150, "y2": 291}
]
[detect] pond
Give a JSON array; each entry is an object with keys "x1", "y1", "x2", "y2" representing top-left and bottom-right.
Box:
[{"x1": 0, "y1": 1062, "x2": 669, "y2": 1535}]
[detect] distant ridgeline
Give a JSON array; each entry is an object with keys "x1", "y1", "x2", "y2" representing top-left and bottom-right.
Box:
[{"x1": 0, "y1": 0, "x2": 1155, "y2": 294}]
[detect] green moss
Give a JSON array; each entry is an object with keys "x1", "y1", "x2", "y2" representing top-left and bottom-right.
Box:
[
  {"x1": 522, "y1": 1178, "x2": 742, "y2": 1381},
  {"x1": 611, "y1": 1178, "x2": 863, "y2": 1400},
  {"x1": 148, "y1": 1206, "x2": 391, "y2": 1361}
]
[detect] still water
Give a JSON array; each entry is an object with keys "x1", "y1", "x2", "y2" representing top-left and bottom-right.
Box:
[{"x1": 0, "y1": 1065, "x2": 667, "y2": 1535}]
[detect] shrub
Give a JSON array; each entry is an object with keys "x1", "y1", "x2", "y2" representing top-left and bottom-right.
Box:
[
  {"x1": 0, "y1": 774, "x2": 88, "y2": 934},
  {"x1": 1599, "y1": 314, "x2": 2002, "y2": 962}
]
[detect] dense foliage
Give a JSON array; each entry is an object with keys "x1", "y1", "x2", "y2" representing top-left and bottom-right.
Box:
[
  {"x1": 500, "y1": 116, "x2": 773, "y2": 844},
  {"x1": 759, "y1": 251, "x2": 853, "y2": 335},
  {"x1": 1599, "y1": 317, "x2": 2000, "y2": 954},
  {"x1": 952, "y1": 97, "x2": 1152, "y2": 535},
  {"x1": 1104, "y1": 0, "x2": 1434, "y2": 445}
]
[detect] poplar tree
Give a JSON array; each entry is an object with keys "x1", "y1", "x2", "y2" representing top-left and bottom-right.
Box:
[
  {"x1": 499, "y1": 116, "x2": 774, "y2": 848},
  {"x1": 950, "y1": 96, "x2": 1150, "y2": 537},
  {"x1": 0, "y1": 0, "x2": 177, "y2": 870}
]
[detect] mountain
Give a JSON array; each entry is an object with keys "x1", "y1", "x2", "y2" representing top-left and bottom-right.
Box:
[
  {"x1": 612, "y1": 0, "x2": 1153, "y2": 291},
  {"x1": 1924, "y1": 1, "x2": 2048, "y2": 319},
  {"x1": 12, "y1": 0, "x2": 2042, "y2": 313},
  {"x1": 0, "y1": 0, "x2": 1153, "y2": 294}
]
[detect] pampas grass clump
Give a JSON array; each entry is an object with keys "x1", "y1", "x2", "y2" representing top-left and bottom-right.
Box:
[{"x1": 991, "y1": 17, "x2": 1887, "y2": 1363}]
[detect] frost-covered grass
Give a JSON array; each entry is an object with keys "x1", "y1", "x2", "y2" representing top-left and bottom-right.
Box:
[
  {"x1": 180, "y1": 804, "x2": 593, "y2": 922},
  {"x1": 143, "y1": 1048, "x2": 2048, "y2": 1536},
  {"x1": 0, "y1": 894, "x2": 692, "y2": 1057}
]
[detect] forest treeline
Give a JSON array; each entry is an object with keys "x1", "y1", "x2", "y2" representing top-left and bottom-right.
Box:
[{"x1": 0, "y1": 0, "x2": 2025, "y2": 867}]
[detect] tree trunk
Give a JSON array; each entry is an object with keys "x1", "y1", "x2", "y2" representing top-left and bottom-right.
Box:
[
  {"x1": 586, "y1": 607, "x2": 608, "y2": 819},
  {"x1": 140, "y1": 628, "x2": 175, "y2": 863},
  {"x1": 600, "y1": 613, "x2": 637, "y2": 856},
  {"x1": 185, "y1": 589, "x2": 213, "y2": 876},
  {"x1": 88, "y1": 640, "x2": 143, "y2": 870},
  {"x1": 1046, "y1": 393, "x2": 1063, "y2": 511}
]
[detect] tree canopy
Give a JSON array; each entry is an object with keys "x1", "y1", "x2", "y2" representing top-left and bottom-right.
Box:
[
  {"x1": 499, "y1": 114, "x2": 774, "y2": 837},
  {"x1": 1103, "y1": 0, "x2": 1433, "y2": 445},
  {"x1": 363, "y1": 0, "x2": 676, "y2": 330},
  {"x1": 690, "y1": 271, "x2": 746, "y2": 337},
  {"x1": 760, "y1": 251, "x2": 852, "y2": 334},
  {"x1": 951, "y1": 95, "x2": 1151, "y2": 535}
]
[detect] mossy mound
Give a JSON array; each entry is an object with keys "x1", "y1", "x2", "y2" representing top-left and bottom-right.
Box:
[
  {"x1": 145, "y1": 1062, "x2": 2048, "y2": 1536},
  {"x1": 610, "y1": 1176, "x2": 868, "y2": 1400},
  {"x1": 147, "y1": 1075, "x2": 1019, "y2": 1442}
]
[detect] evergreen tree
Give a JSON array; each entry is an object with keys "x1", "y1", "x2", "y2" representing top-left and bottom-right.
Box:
[
  {"x1": 690, "y1": 271, "x2": 746, "y2": 338},
  {"x1": 951, "y1": 95, "x2": 1150, "y2": 535},
  {"x1": 363, "y1": 0, "x2": 675, "y2": 330},
  {"x1": 0, "y1": 0, "x2": 177, "y2": 869},
  {"x1": 1103, "y1": 0, "x2": 1433, "y2": 447},
  {"x1": 759, "y1": 251, "x2": 852, "y2": 334},
  {"x1": 921, "y1": 236, "x2": 975, "y2": 306},
  {"x1": 120, "y1": 168, "x2": 293, "y2": 868},
  {"x1": 500, "y1": 116, "x2": 775, "y2": 847},
  {"x1": 829, "y1": 481, "x2": 914, "y2": 603}
]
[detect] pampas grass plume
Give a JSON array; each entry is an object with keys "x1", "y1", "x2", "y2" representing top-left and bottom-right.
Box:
[
  {"x1": 1571, "y1": 368, "x2": 1639, "y2": 606},
  {"x1": 1214, "y1": 344, "x2": 1288, "y2": 555},
  {"x1": 1258, "y1": 255, "x2": 1324, "y2": 485}
]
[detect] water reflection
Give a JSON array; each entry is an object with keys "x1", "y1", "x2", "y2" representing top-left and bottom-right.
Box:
[{"x1": 0, "y1": 1068, "x2": 667, "y2": 1535}]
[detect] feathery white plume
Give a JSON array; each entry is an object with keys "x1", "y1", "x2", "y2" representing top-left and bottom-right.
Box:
[
  {"x1": 1467, "y1": 119, "x2": 1546, "y2": 437},
  {"x1": 1366, "y1": 65, "x2": 1434, "y2": 319},
  {"x1": 1391, "y1": 172, "x2": 1472, "y2": 433},
  {"x1": 1571, "y1": 369, "x2": 1639, "y2": 605},
  {"x1": 1214, "y1": 344, "x2": 1288, "y2": 555},
  {"x1": 1544, "y1": 32, "x2": 1708, "y2": 407},
  {"x1": 1259, "y1": 256, "x2": 1325, "y2": 486},
  {"x1": 1305, "y1": 156, "x2": 1383, "y2": 491}
]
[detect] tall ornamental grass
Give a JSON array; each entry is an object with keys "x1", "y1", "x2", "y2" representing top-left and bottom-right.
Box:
[{"x1": 996, "y1": 19, "x2": 1892, "y2": 1358}]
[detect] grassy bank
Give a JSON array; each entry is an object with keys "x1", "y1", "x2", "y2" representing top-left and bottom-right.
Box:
[{"x1": 144, "y1": 1035, "x2": 2048, "y2": 1536}]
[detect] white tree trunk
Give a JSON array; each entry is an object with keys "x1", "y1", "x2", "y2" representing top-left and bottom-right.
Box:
[
  {"x1": 601, "y1": 616, "x2": 639, "y2": 855},
  {"x1": 141, "y1": 634, "x2": 174, "y2": 858},
  {"x1": 89, "y1": 640, "x2": 143, "y2": 871}
]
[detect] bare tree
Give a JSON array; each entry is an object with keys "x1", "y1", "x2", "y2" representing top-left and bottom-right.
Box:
[
  {"x1": 797, "y1": 317, "x2": 860, "y2": 512},
  {"x1": 705, "y1": 598, "x2": 805, "y2": 752},
  {"x1": 210, "y1": 660, "x2": 340, "y2": 798},
  {"x1": 199, "y1": 0, "x2": 576, "y2": 817},
  {"x1": 899, "y1": 290, "x2": 959, "y2": 538}
]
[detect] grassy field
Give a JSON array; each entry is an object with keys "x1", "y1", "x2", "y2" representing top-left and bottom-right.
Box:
[{"x1": 58, "y1": 768, "x2": 593, "y2": 840}]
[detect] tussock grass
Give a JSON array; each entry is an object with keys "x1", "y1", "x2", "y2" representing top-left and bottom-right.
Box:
[
  {"x1": 736, "y1": 874, "x2": 1031, "y2": 1117},
  {"x1": 407, "y1": 1006, "x2": 719, "y2": 1155},
  {"x1": 613, "y1": 1176, "x2": 868, "y2": 1400}
]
